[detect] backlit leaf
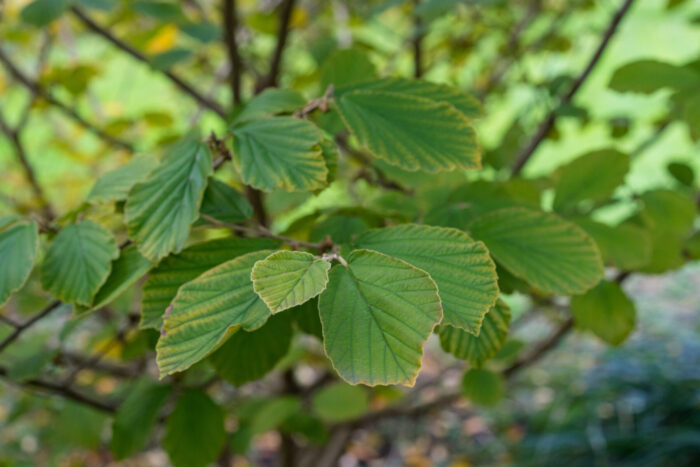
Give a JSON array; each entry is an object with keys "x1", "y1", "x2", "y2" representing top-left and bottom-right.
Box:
[
  {"x1": 609, "y1": 59, "x2": 699, "y2": 93},
  {"x1": 469, "y1": 208, "x2": 604, "y2": 295},
  {"x1": 319, "y1": 249, "x2": 442, "y2": 386},
  {"x1": 0, "y1": 220, "x2": 38, "y2": 307},
  {"x1": 125, "y1": 133, "x2": 212, "y2": 262},
  {"x1": 574, "y1": 219, "x2": 651, "y2": 271},
  {"x1": 141, "y1": 237, "x2": 277, "y2": 329},
  {"x1": 320, "y1": 47, "x2": 378, "y2": 90},
  {"x1": 571, "y1": 280, "x2": 635, "y2": 345},
  {"x1": 232, "y1": 117, "x2": 326, "y2": 191},
  {"x1": 88, "y1": 155, "x2": 159, "y2": 204},
  {"x1": 355, "y1": 224, "x2": 498, "y2": 334},
  {"x1": 235, "y1": 88, "x2": 306, "y2": 124},
  {"x1": 461, "y1": 368, "x2": 504, "y2": 406},
  {"x1": 41, "y1": 221, "x2": 119, "y2": 305},
  {"x1": 252, "y1": 251, "x2": 331, "y2": 313},
  {"x1": 439, "y1": 300, "x2": 511, "y2": 368},
  {"x1": 156, "y1": 251, "x2": 273, "y2": 376},
  {"x1": 336, "y1": 90, "x2": 479, "y2": 172}
]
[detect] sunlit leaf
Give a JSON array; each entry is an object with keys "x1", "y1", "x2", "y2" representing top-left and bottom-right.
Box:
[
  {"x1": 574, "y1": 219, "x2": 651, "y2": 271},
  {"x1": 572, "y1": 280, "x2": 635, "y2": 345},
  {"x1": 235, "y1": 88, "x2": 306, "y2": 124},
  {"x1": 0, "y1": 220, "x2": 38, "y2": 307},
  {"x1": 320, "y1": 47, "x2": 378, "y2": 90},
  {"x1": 88, "y1": 155, "x2": 159, "y2": 204},
  {"x1": 609, "y1": 59, "x2": 699, "y2": 93}
]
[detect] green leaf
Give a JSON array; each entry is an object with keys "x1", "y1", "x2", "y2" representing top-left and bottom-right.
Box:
[
  {"x1": 319, "y1": 249, "x2": 442, "y2": 386},
  {"x1": 574, "y1": 219, "x2": 651, "y2": 271},
  {"x1": 151, "y1": 49, "x2": 192, "y2": 70},
  {"x1": 141, "y1": 237, "x2": 277, "y2": 329},
  {"x1": 469, "y1": 208, "x2": 604, "y2": 295},
  {"x1": 355, "y1": 224, "x2": 498, "y2": 334},
  {"x1": 571, "y1": 280, "x2": 635, "y2": 346},
  {"x1": 311, "y1": 383, "x2": 369, "y2": 422},
  {"x1": 88, "y1": 155, "x2": 159, "y2": 204},
  {"x1": 41, "y1": 221, "x2": 119, "y2": 305},
  {"x1": 132, "y1": 1, "x2": 183, "y2": 21},
  {"x1": 74, "y1": 0, "x2": 118, "y2": 11},
  {"x1": 210, "y1": 313, "x2": 292, "y2": 386},
  {"x1": 320, "y1": 47, "x2": 378, "y2": 90},
  {"x1": 232, "y1": 117, "x2": 326, "y2": 192},
  {"x1": 179, "y1": 21, "x2": 221, "y2": 43},
  {"x1": 639, "y1": 189, "x2": 696, "y2": 235},
  {"x1": 553, "y1": 150, "x2": 629, "y2": 211},
  {"x1": 667, "y1": 161, "x2": 695, "y2": 187},
  {"x1": 125, "y1": 133, "x2": 212, "y2": 262},
  {"x1": 110, "y1": 380, "x2": 172, "y2": 460},
  {"x1": 609, "y1": 59, "x2": 700, "y2": 93},
  {"x1": 310, "y1": 215, "x2": 368, "y2": 244},
  {"x1": 199, "y1": 178, "x2": 253, "y2": 224},
  {"x1": 439, "y1": 300, "x2": 511, "y2": 368},
  {"x1": 335, "y1": 90, "x2": 480, "y2": 172},
  {"x1": 291, "y1": 297, "x2": 322, "y2": 338},
  {"x1": 21, "y1": 0, "x2": 69, "y2": 26},
  {"x1": 252, "y1": 251, "x2": 331, "y2": 313},
  {"x1": 338, "y1": 77, "x2": 483, "y2": 119},
  {"x1": 235, "y1": 88, "x2": 306, "y2": 124},
  {"x1": 78, "y1": 246, "x2": 152, "y2": 313},
  {"x1": 0, "y1": 220, "x2": 38, "y2": 307},
  {"x1": 163, "y1": 389, "x2": 225, "y2": 467},
  {"x1": 461, "y1": 368, "x2": 504, "y2": 406},
  {"x1": 639, "y1": 230, "x2": 685, "y2": 274},
  {"x1": 156, "y1": 250, "x2": 273, "y2": 376},
  {"x1": 247, "y1": 396, "x2": 301, "y2": 436}
]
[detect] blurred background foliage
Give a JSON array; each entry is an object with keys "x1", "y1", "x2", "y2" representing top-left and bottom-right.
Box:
[{"x1": 0, "y1": 0, "x2": 699, "y2": 465}]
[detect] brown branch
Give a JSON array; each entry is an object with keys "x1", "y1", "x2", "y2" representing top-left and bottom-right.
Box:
[
  {"x1": 412, "y1": 2, "x2": 424, "y2": 78},
  {"x1": 511, "y1": 0, "x2": 635, "y2": 174},
  {"x1": 0, "y1": 111, "x2": 56, "y2": 221},
  {"x1": 70, "y1": 6, "x2": 227, "y2": 119},
  {"x1": 0, "y1": 366, "x2": 117, "y2": 413},
  {"x1": 0, "y1": 301, "x2": 63, "y2": 354},
  {"x1": 223, "y1": 0, "x2": 243, "y2": 106},
  {"x1": 0, "y1": 46, "x2": 133, "y2": 152},
  {"x1": 258, "y1": 0, "x2": 297, "y2": 90}
]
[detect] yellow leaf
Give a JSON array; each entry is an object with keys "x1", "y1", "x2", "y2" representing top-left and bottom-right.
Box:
[{"x1": 146, "y1": 24, "x2": 178, "y2": 54}]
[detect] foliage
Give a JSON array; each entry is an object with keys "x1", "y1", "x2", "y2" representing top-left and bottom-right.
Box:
[{"x1": 0, "y1": 0, "x2": 698, "y2": 465}]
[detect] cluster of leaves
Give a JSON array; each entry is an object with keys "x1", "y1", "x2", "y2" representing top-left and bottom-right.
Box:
[{"x1": 1, "y1": 0, "x2": 699, "y2": 465}]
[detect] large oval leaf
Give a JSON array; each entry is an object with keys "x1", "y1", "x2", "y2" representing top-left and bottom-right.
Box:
[
  {"x1": 41, "y1": 220, "x2": 119, "y2": 305},
  {"x1": 469, "y1": 208, "x2": 604, "y2": 295},
  {"x1": 125, "y1": 133, "x2": 212, "y2": 262},
  {"x1": 156, "y1": 250, "x2": 273, "y2": 376},
  {"x1": 141, "y1": 237, "x2": 277, "y2": 330},
  {"x1": 335, "y1": 90, "x2": 479, "y2": 172},
  {"x1": 318, "y1": 249, "x2": 442, "y2": 386},
  {"x1": 355, "y1": 224, "x2": 498, "y2": 335},
  {"x1": 252, "y1": 251, "x2": 331, "y2": 313},
  {"x1": 0, "y1": 220, "x2": 38, "y2": 307},
  {"x1": 231, "y1": 117, "x2": 327, "y2": 192},
  {"x1": 439, "y1": 300, "x2": 511, "y2": 368}
]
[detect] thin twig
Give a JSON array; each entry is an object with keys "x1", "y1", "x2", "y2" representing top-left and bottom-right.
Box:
[
  {"x1": 0, "y1": 46, "x2": 133, "y2": 152},
  {"x1": 258, "y1": 0, "x2": 297, "y2": 90},
  {"x1": 223, "y1": 0, "x2": 243, "y2": 106},
  {"x1": 511, "y1": 0, "x2": 635, "y2": 174},
  {"x1": 0, "y1": 301, "x2": 63, "y2": 354},
  {"x1": 412, "y1": 1, "x2": 424, "y2": 78},
  {"x1": 70, "y1": 6, "x2": 227, "y2": 119}
]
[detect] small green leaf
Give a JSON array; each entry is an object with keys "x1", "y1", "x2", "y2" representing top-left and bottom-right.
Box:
[
  {"x1": 574, "y1": 219, "x2": 651, "y2": 271},
  {"x1": 141, "y1": 237, "x2": 277, "y2": 329},
  {"x1": 461, "y1": 368, "x2": 504, "y2": 406},
  {"x1": 336, "y1": 90, "x2": 480, "y2": 172},
  {"x1": 310, "y1": 215, "x2": 368, "y2": 244},
  {"x1": 320, "y1": 47, "x2": 378, "y2": 90},
  {"x1": 667, "y1": 161, "x2": 695, "y2": 187},
  {"x1": 78, "y1": 246, "x2": 152, "y2": 314},
  {"x1": 469, "y1": 208, "x2": 604, "y2": 295},
  {"x1": 179, "y1": 21, "x2": 221, "y2": 43},
  {"x1": 311, "y1": 383, "x2": 369, "y2": 422},
  {"x1": 156, "y1": 250, "x2": 273, "y2": 376},
  {"x1": 210, "y1": 313, "x2": 292, "y2": 386},
  {"x1": 252, "y1": 251, "x2": 331, "y2": 313},
  {"x1": 110, "y1": 380, "x2": 172, "y2": 460},
  {"x1": 151, "y1": 49, "x2": 192, "y2": 70},
  {"x1": 41, "y1": 221, "x2": 119, "y2": 305},
  {"x1": 232, "y1": 117, "x2": 327, "y2": 192},
  {"x1": 639, "y1": 189, "x2": 696, "y2": 235},
  {"x1": 609, "y1": 59, "x2": 700, "y2": 93},
  {"x1": 290, "y1": 297, "x2": 322, "y2": 338},
  {"x1": 125, "y1": 132, "x2": 212, "y2": 262},
  {"x1": 248, "y1": 396, "x2": 301, "y2": 436},
  {"x1": 439, "y1": 300, "x2": 511, "y2": 368},
  {"x1": 88, "y1": 155, "x2": 159, "y2": 204},
  {"x1": 235, "y1": 88, "x2": 306, "y2": 124},
  {"x1": 319, "y1": 249, "x2": 442, "y2": 386},
  {"x1": 0, "y1": 220, "x2": 38, "y2": 307},
  {"x1": 355, "y1": 224, "x2": 498, "y2": 334},
  {"x1": 132, "y1": 1, "x2": 183, "y2": 21},
  {"x1": 21, "y1": 0, "x2": 69, "y2": 26},
  {"x1": 163, "y1": 390, "x2": 226, "y2": 467},
  {"x1": 571, "y1": 280, "x2": 635, "y2": 346},
  {"x1": 199, "y1": 178, "x2": 253, "y2": 224},
  {"x1": 553, "y1": 150, "x2": 629, "y2": 211}
]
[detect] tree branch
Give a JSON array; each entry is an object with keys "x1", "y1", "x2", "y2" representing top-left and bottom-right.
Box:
[
  {"x1": 223, "y1": 0, "x2": 243, "y2": 106},
  {"x1": 0, "y1": 301, "x2": 63, "y2": 354},
  {"x1": 510, "y1": 0, "x2": 635, "y2": 174},
  {"x1": 412, "y1": 2, "x2": 424, "y2": 78},
  {"x1": 70, "y1": 6, "x2": 227, "y2": 119},
  {"x1": 0, "y1": 46, "x2": 133, "y2": 152},
  {"x1": 258, "y1": 0, "x2": 297, "y2": 90}
]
